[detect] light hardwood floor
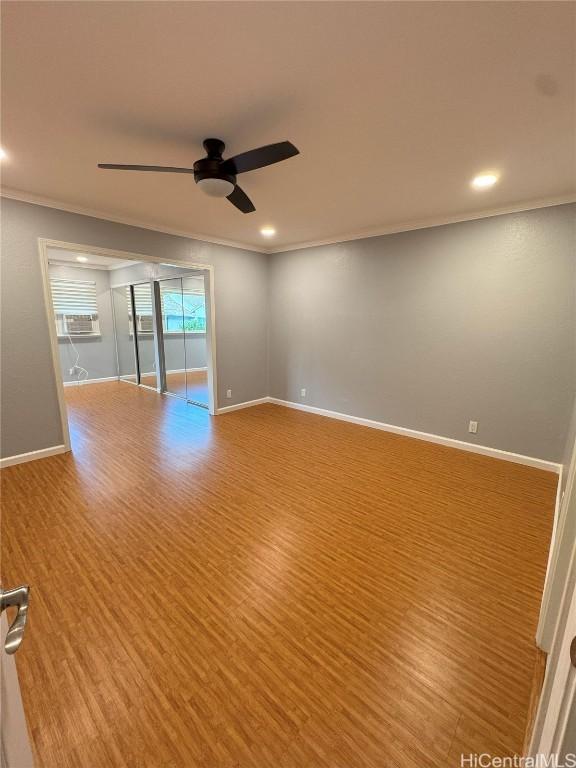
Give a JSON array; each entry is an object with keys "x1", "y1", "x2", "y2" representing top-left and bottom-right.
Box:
[{"x1": 1, "y1": 382, "x2": 556, "y2": 767}]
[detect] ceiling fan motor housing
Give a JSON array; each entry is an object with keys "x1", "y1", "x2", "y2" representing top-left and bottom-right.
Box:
[{"x1": 193, "y1": 138, "x2": 236, "y2": 196}]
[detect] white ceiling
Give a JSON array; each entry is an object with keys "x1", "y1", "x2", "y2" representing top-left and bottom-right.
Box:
[{"x1": 2, "y1": 2, "x2": 574, "y2": 252}]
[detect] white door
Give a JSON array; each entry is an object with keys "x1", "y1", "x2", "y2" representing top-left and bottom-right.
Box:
[
  {"x1": 0, "y1": 587, "x2": 34, "y2": 767},
  {"x1": 530, "y1": 436, "x2": 576, "y2": 758},
  {"x1": 536, "y1": 581, "x2": 576, "y2": 756}
]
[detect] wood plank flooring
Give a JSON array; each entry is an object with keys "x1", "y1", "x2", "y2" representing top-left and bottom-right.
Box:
[{"x1": 1, "y1": 382, "x2": 557, "y2": 767}]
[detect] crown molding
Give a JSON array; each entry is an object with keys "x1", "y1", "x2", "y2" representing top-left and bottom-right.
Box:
[
  {"x1": 0, "y1": 187, "x2": 268, "y2": 254},
  {"x1": 267, "y1": 194, "x2": 576, "y2": 254},
  {"x1": 47, "y1": 259, "x2": 110, "y2": 272},
  {"x1": 47, "y1": 258, "x2": 134, "y2": 272},
  {"x1": 2, "y1": 186, "x2": 574, "y2": 257}
]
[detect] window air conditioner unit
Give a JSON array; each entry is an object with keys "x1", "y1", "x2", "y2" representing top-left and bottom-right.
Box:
[
  {"x1": 138, "y1": 315, "x2": 154, "y2": 333},
  {"x1": 64, "y1": 315, "x2": 96, "y2": 335}
]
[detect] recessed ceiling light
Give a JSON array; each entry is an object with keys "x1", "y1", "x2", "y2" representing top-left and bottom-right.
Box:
[
  {"x1": 76, "y1": 256, "x2": 88, "y2": 263},
  {"x1": 0, "y1": 148, "x2": 7, "y2": 161},
  {"x1": 471, "y1": 172, "x2": 499, "y2": 190},
  {"x1": 260, "y1": 226, "x2": 276, "y2": 237}
]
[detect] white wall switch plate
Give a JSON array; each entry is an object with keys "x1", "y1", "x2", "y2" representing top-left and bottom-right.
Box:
[
  {"x1": 468, "y1": 420, "x2": 478, "y2": 434},
  {"x1": 226, "y1": 389, "x2": 232, "y2": 399}
]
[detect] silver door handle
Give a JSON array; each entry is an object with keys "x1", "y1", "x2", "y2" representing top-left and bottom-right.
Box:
[{"x1": 0, "y1": 585, "x2": 30, "y2": 654}]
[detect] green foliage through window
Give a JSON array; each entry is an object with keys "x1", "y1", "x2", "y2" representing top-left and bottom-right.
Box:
[{"x1": 162, "y1": 290, "x2": 206, "y2": 333}]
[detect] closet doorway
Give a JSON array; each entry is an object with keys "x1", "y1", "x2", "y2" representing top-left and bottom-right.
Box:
[{"x1": 40, "y1": 238, "x2": 219, "y2": 459}]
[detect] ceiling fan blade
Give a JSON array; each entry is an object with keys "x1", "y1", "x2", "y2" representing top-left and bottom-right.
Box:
[
  {"x1": 226, "y1": 185, "x2": 256, "y2": 214},
  {"x1": 98, "y1": 164, "x2": 194, "y2": 174},
  {"x1": 221, "y1": 141, "x2": 299, "y2": 175}
]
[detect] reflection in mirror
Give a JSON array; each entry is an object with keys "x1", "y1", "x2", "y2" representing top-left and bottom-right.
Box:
[
  {"x1": 133, "y1": 283, "x2": 157, "y2": 390},
  {"x1": 182, "y1": 275, "x2": 208, "y2": 408},
  {"x1": 159, "y1": 278, "x2": 186, "y2": 398},
  {"x1": 112, "y1": 285, "x2": 137, "y2": 383}
]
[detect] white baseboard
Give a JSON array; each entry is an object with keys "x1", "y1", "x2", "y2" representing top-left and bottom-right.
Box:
[
  {"x1": 165, "y1": 367, "x2": 208, "y2": 374},
  {"x1": 139, "y1": 368, "x2": 207, "y2": 377},
  {"x1": 63, "y1": 371, "x2": 207, "y2": 387},
  {"x1": 7, "y1": 395, "x2": 557, "y2": 474},
  {"x1": 268, "y1": 398, "x2": 561, "y2": 473},
  {"x1": 63, "y1": 376, "x2": 119, "y2": 387},
  {"x1": 216, "y1": 395, "x2": 561, "y2": 472},
  {"x1": 217, "y1": 397, "x2": 270, "y2": 415},
  {"x1": 0, "y1": 444, "x2": 69, "y2": 469}
]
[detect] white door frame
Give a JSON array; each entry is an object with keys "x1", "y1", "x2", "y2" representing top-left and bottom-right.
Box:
[
  {"x1": 0, "y1": 614, "x2": 35, "y2": 767},
  {"x1": 537, "y1": 467, "x2": 566, "y2": 651},
  {"x1": 529, "y1": 434, "x2": 576, "y2": 757},
  {"x1": 38, "y1": 238, "x2": 219, "y2": 455}
]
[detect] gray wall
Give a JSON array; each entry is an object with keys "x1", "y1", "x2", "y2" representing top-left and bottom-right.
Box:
[
  {"x1": 2, "y1": 197, "x2": 574, "y2": 463},
  {"x1": 48, "y1": 263, "x2": 118, "y2": 383},
  {"x1": 1, "y1": 198, "x2": 268, "y2": 458},
  {"x1": 269, "y1": 204, "x2": 576, "y2": 462}
]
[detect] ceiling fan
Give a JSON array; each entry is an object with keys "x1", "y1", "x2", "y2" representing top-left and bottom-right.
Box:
[{"x1": 98, "y1": 138, "x2": 299, "y2": 214}]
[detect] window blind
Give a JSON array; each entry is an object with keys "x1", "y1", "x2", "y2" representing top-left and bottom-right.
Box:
[
  {"x1": 50, "y1": 278, "x2": 98, "y2": 315},
  {"x1": 126, "y1": 284, "x2": 153, "y2": 315}
]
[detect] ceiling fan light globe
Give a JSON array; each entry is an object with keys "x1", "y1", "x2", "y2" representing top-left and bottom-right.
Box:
[{"x1": 197, "y1": 177, "x2": 234, "y2": 198}]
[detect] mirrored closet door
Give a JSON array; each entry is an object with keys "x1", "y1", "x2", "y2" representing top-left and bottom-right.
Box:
[
  {"x1": 158, "y1": 275, "x2": 208, "y2": 408},
  {"x1": 159, "y1": 277, "x2": 187, "y2": 398},
  {"x1": 112, "y1": 274, "x2": 210, "y2": 409},
  {"x1": 182, "y1": 275, "x2": 208, "y2": 407},
  {"x1": 132, "y1": 283, "x2": 157, "y2": 390},
  {"x1": 111, "y1": 285, "x2": 137, "y2": 383}
]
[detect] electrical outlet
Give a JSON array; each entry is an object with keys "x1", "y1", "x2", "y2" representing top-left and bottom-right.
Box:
[
  {"x1": 226, "y1": 389, "x2": 232, "y2": 399},
  {"x1": 300, "y1": 388, "x2": 306, "y2": 398},
  {"x1": 468, "y1": 420, "x2": 478, "y2": 434}
]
